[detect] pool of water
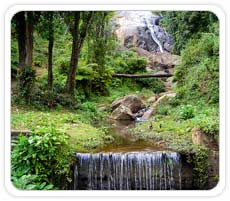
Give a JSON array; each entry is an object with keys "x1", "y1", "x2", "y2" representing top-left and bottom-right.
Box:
[{"x1": 95, "y1": 118, "x2": 169, "y2": 153}]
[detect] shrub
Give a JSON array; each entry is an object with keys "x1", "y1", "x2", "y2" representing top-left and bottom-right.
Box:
[
  {"x1": 178, "y1": 105, "x2": 195, "y2": 120},
  {"x1": 11, "y1": 127, "x2": 74, "y2": 189},
  {"x1": 109, "y1": 50, "x2": 147, "y2": 74},
  {"x1": 136, "y1": 78, "x2": 165, "y2": 94},
  {"x1": 174, "y1": 31, "x2": 219, "y2": 104},
  {"x1": 17, "y1": 66, "x2": 36, "y2": 101},
  {"x1": 155, "y1": 105, "x2": 172, "y2": 116}
]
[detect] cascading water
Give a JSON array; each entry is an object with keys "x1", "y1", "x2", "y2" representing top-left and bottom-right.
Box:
[
  {"x1": 73, "y1": 151, "x2": 182, "y2": 190},
  {"x1": 144, "y1": 16, "x2": 164, "y2": 53},
  {"x1": 115, "y1": 11, "x2": 173, "y2": 52}
]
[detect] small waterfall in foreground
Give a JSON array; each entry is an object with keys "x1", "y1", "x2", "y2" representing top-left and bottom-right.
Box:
[{"x1": 74, "y1": 152, "x2": 182, "y2": 190}]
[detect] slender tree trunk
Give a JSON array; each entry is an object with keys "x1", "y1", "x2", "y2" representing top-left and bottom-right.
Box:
[
  {"x1": 15, "y1": 11, "x2": 26, "y2": 67},
  {"x1": 48, "y1": 12, "x2": 54, "y2": 90},
  {"x1": 65, "y1": 12, "x2": 80, "y2": 95},
  {"x1": 66, "y1": 12, "x2": 94, "y2": 95},
  {"x1": 25, "y1": 11, "x2": 33, "y2": 67}
]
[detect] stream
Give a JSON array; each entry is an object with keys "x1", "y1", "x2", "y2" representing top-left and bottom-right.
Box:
[{"x1": 72, "y1": 119, "x2": 193, "y2": 190}]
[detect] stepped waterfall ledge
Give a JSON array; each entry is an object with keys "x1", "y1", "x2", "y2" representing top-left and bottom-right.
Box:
[{"x1": 74, "y1": 152, "x2": 182, "y2": 190}]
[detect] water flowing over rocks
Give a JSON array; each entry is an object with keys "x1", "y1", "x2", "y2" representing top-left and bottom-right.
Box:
[
  {"x1": 115, "y1": 11, "x2": 173, "y2": 53},
  {"x1": 74, "y1": 151, "x2": 184, "y2": 190}
]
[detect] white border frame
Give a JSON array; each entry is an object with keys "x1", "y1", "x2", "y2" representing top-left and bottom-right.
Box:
[{"x1": 5, "y1": 4, "x2": 226, "y2": 197}]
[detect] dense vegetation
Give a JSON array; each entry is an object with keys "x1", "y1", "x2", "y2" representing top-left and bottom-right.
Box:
[{"x1": 11, "y1": 11, "x2": 219, "y2": 190}]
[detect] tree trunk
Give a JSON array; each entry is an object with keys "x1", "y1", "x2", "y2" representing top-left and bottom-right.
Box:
[
  {"x1": 112, "y1": 73, "x2": 173, "y2": 78},
  {"x1": 25, "y1": 11, "x2": 33, "y2": 67},
  {"x1": 48, "y1": 12, "x2": 54, "y2": 90},
  {"x1": 66, "y1": 12, "x2": 93, "y2": 95},
  {"x1": 15, "y1": 11, "x2": 26, "y2": 67},
  {"x1": 65, "y1": 12, "x2": 80, "y2": 95}
]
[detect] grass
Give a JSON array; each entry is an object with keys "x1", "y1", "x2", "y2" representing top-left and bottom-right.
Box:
[
  {"x1": 132, "y1": 98, "x2": 219, "y2": 154},
  {"x1": 11, "y1": 105, "x2": 112, "y2": 152}
]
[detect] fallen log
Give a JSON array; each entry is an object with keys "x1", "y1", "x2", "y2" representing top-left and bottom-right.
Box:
[{"x1": 112, "y1": 73, "x2": 173, "y2": 78}]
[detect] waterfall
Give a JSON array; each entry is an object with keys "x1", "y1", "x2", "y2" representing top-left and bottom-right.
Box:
[
  {"x1": 74, "y1": 151, "x2": 182, "y2": 190},
  {"x1": 145, "y1": 16, "x2": 164, "y2": 53}
]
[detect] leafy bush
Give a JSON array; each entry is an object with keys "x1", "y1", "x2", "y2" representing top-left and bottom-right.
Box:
[
  {"x1": 174, "y1": 31, "x2": 219, "y2": 104},
  {"x1": 155, "y1": 105, "x2": 172, "y2": 116},
  {"x1": 11, "y1": 127, "x2": 74, "y2": 189},
  {"x1": 192, "y1": 114, "x2": 219, "y2": 137},
  {"x1": 178, "y1": 105, "x2": 195, "y2": 120},
  {"x1": 108, "y1": 50, "x2": 147, "y2": 74},
  {"x1": 12, "y1": 174, "x2": 55, "y2": 190},
  {"x1": 136, "y1": 78, "x2": 165, "y2": 94},
  {"x1": 17, "y1": 66, "x2": 36, "y2": 101}
]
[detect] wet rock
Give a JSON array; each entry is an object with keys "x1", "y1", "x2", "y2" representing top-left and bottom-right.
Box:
[
  {"x1": 111, "y1": 95, "x2": 144, "y2": 113},
  {"x1": 110, "y1": 105, "x2": 135, "y2": 120},
  {"x1": 141, "y1": 107, "x2": 155, "y2": 120},
  {"x1": 115, "y1": 11, "x2": 173, "y2": 53}
]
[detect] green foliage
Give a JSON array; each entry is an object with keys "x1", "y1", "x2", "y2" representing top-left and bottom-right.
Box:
[
  {"x1": 178, "y1": 105, "x2": 195, "y2": 120},
  {"x1": 108, "y1": 50, "x2": 147, "y2": 74},
  {"x1": 155, "y1": 105, "x2": 172, "y2": 116},
  {"x1": 12, "y1": 174, "x2": 55, "y2": 190},
  {"x1": 11, "y1": 127, "x2": 74, "y2": 189},
  {"x1": 11, "y1": 38, "x2": 18, "y2": 78},
  {"x1": 174, "y1": 31, "x2": 219, "y2": 104},
  {"x1": 192, "y1": 147, "x2": 209, "y2": 189},
  {"x1": 136, "y1": 78, "x2": 165, "y2": 94},
  {"x1": 161, "y1": 11, "x2": 218, "y2": 54},
  {"x1": 17, "y1": 66, "x2": 36, "y2": 101}
]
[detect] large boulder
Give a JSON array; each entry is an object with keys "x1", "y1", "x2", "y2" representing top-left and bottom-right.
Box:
[
  {"x1": 111, "y1": 95, "x2": 144, "y2": 113},
  {"x1": 110, "y1": 105, "x2": 135, "y2": 120}
]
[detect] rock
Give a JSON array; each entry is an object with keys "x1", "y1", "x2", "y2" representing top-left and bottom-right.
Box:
[
  {"x1": 111, "y1": 95, "x2": 144, "y2": 113},
  {"x1": 147, "y1": 95, "x2": 158, "y2": 104},
  {"x1": 136, "y1": 48, "x2": 181, "y2": 67},
  {"x1": 191, "y1": 128, "x2": 218, "y2": 149},
  {"x1": 111, "y1": 97, "x2": 125, "y2": 111},
  {"x1": 141, "y1": 107, "x2": 155, "y2": 120},
  {"x1": 153, "y1": 92, "x2": 176, "y2": 107},
  {"x1": 115, "y1": 11, "x2": 173, "y2": 53},
  {"x1": 110, "y1": 105, "x2": 135, "y2": 120}
]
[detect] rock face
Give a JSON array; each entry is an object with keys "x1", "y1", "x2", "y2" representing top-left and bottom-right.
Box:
[
  {"x1": 110, "y1": 105, "x2": 135, "y2": 120},
  {"x1": 136, "y1": 48, "x2": 181, "y2": 68},
  {"x1": 111, "y1": 95, "x2": 144, "y2": 113},
  {"x1": 110, "y1": 95, "x2": 145, "y2": 120},
  {"x1": 115, "y1": 11, "x2": 173, "y2": 53}
]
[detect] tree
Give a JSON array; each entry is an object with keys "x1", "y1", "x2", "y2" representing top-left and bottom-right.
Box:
[
  {"x1": 161, "y1": 11, "x2": 218, "y2": 54},
  {"x1": 25, "y1": 11, "x2": 34, "y2": 67},
  {"x1": 14, "y1": 11, "x2": 26, "y2": 67},
  {"x1": 65, "y1": 11, "x2": 94, "y2": 95},
  {"x1": 13, "y1": 11, "x2": 36, "y2": 101},
  {"x1": 86, "y1": 11, "x2": 116, "y2": 94},
  {"x1": 47, "y1": 12, "x2": 54, "y2": 90}
]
